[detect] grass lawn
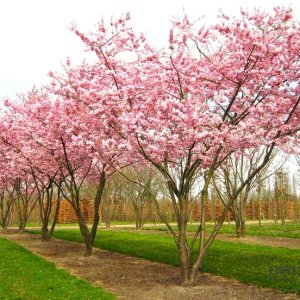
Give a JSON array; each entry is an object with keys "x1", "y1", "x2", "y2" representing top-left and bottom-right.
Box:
[
  {"x1": 17, "y1": 221, "x2": 133, "y2": 228},
  {"x1": 0, "y1": 237, "x2": 115, "y2": 300},
  {"x1": 48, "y1": 229, "x2": 300, "y2": 294},
  {"x1": 24, "y1": 220, "x2": 300, "y2": 239},
  {"x1": 142, "y1": 221, "x2": 300, "y2": 239}
]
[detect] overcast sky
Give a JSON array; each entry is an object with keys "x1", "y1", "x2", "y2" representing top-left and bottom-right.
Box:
[{"x1": 0, "y1": 0, "x2": 299, "y2": 99}]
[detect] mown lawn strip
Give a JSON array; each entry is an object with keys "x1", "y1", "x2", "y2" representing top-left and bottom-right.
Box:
[{"x1": 0, "y1": 237, "x2": 115, "y2": 300}]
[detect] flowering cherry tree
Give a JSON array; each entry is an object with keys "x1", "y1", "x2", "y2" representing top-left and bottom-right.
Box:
[
  {"x1": 2, "y1": 85, "x2": 129, "y2": 253},
  {"x1": 51, "y1": 7, "x2": 300, "y2": 284},
  {"x1": 0, "y1": 157, "x2": 17, "y2": 229},
  {"x1": 0, "y1": 91, "x2": 62, "y2": 237},
  {"x1": 44, "y1": 14, "x2": 150, "y2": 255},
  {"x1": 115, "y1": 8, "x2": 299, "y2": 285}
]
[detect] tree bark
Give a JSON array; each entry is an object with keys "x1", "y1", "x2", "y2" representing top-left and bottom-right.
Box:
[
  {"x1": 50, "y1": 191, "x2": 61, "y2": 237},
  {"x1": 241, "y1": 220, "x2": 246, "y2": 237},
  {"x1": 77, "y1": 170, "x2": 106, "y2": 256},
  {"x1": 78, "y1": 217, "x2": 93, "y2": 256},
  {"x1": 41, "y1": 223, "x2": 51, "y2": 241},
  {"x1": 18, "y1": 221, "x2": 26, "y2": 233},
  {"x1": 235, "y1": 217, "x2": 242, "y2": 238}
]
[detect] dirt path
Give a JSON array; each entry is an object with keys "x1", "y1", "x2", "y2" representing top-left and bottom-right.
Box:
[
  {"x1": 0, "y1": 232, "x2": 298, "y2": 300},
  {"x1": 215, "y1": 233, "x2": 300, "y2": 249}
]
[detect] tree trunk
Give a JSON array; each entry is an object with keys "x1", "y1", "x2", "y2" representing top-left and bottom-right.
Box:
[
  {"x1": 0, "y1": 211, "x2": 10, "y2": 229},
  {"x1": 178, "y1": 233, "x2": 190, "y2": 286},
  {"x1": 236, "y1": 219, "x2": 242, "y2": 238},
  {"x1": 50, "y1": 193, "x2": 61, "y2": 237},
  {"x1": 18, "y1": 222, "x2": 26, "y2": 233},
  {"x1": 258, "y1": 198, "x2": 262, "y2": 227},
  {"x1": 281, "y1": 196, "x2": 286, "y2": 225},
  {"x1": 78, "y1": 170, "x2": 106, "y2": 256},
  {"x1": 78, "y1": 219, "x2": 93, "y2": 256},
  {"x1": 0, "y1": 222, "x2": 8, "y2": 229},
  {"x1": 105, "y1": 218, "x2": 111, "y2": 228},
  {"x1": 105, "y1": 201, "x2": 111, "y2": 228},
  {"x1": 241, "y1": 220, "x2": 246, "y2": 237},
  {"x1": 4, "y1": 214, "x2": 11, "y2": 229},
  {"x1": 39, "y1": 194, "x2": 51, "y2": 241},
  {"x1": 252, "y1": 198, "x2": 255, "y2": 220},
  {"x1": 184, "y1": 189, "x2": 208, "y2": 286},
  {"x1": 17, "y1": 207, "x2": 27, "y2": 233},
  {"x1": 274, "y1": 198, "x2": 278, "y2": 223},
  {"x1": 135, "y1": 219, "x2": 140, "y2": 229},
  {"x1": 177, "y1": 193, "x2": 192, "y2": 286},
  {"x1": 39, "y1": 192, "x2": 53, "y2": 242},
  {"x1": 179, "y1": 256, "x2": 190, "y2": 286},
  {"x1": 0, "y1": 204, "x2": 13, "y2": 230},
  {"x1": 41, "y1": 223, "x2": 51, "y2": 241},
  {"x1": 135, "y1": 206, "x2": 143, "y2": 229},
  {"x1": 234, "y1": 201, "x2": 246, "y2": 238}
]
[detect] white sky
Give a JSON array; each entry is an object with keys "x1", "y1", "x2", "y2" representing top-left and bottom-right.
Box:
[{"x1": 0, "y1": 0, "x2": 299, "y2": 98}]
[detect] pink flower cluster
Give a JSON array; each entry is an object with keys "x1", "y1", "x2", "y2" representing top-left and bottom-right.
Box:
[{"x1": 0, "y1": 7, "x2": 299, "y2": 188}]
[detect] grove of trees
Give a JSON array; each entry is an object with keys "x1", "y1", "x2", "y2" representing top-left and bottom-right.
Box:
[{"x1": 0, "y1": 7, "x2": 299, "y2": 286}]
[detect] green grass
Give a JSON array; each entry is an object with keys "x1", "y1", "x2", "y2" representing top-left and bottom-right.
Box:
[
  {"x1": 10, "y1": 222, "x2": 42, "y2": 228},
  {"x1": 13, "y1": 220, "x2": 300, "y2": 239},
  {"x1": 105, "y1": 221, "x2": 134, "y2": 225},
  {"x1": 142, "y1": 221, "x2": 300, "y2": 239},
  {"x1": 48, "y1": 229, "x2": 300, "y2": 294},
  {"x1": 8, "y1": 221, "x2": 134, "y2": 229},
  {"x1": 0, "y1": 237, "x2": 115, "y2": 300},
  {"x1": 56, "y1": 223, "x2": 80, "y2": 227},
  {"x1": 55, "y1": 221, "x2": 133, "y2": 227}
]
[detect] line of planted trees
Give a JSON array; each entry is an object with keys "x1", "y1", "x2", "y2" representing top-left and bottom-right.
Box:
[
  {"x1": 6, "y1": 164, "x2": 300, "y2": 231},
  {"x1": 4, "y1": 159, "x2": 300, "y2": 245},
  {"x1": 0, "y1": 7, "x2": 300, "y2": 286}
]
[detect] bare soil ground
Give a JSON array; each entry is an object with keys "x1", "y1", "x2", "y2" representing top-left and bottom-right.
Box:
[
  {"x1": 215, "y1": 233, "x2": 300, "y2": 249},
  {"x1": 0, "y1": 231, "x2": 298, "y2": 300}
]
